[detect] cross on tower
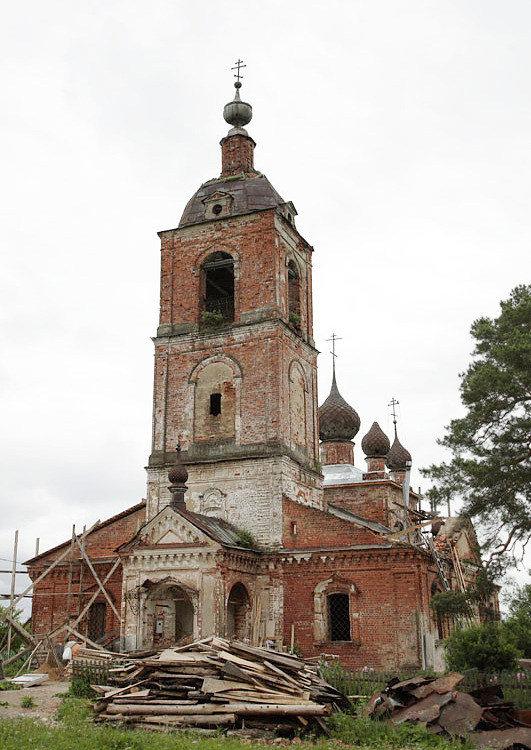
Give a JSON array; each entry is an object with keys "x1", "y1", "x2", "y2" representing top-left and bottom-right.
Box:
[
  {"x1": 326, "y1": 333, "x2": 342, "y2": 375},
  {"x1": 388, "y1": 397, "x2": 399, "y2": 427},
  {"x1": 231, "y1": 59, "x2": 246, "y2": 82}
]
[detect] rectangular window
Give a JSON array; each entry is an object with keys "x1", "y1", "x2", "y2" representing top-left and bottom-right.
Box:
[
  {"x1": 210, "y1": 393, "x2": 222, "y2": 416},
  {"x1": 328, "y1": 593, "x2": 351, "y2": 641}
]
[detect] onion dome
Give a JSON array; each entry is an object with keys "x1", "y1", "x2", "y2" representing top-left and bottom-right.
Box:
[
  {"x1": 387, "y1": 430, "x2": 412, "y2": 470},
  {"x1": 361, "y1": 422, "x2": 390, "y2": 457},
  {"x1": 168, "y1": 445, "x2": 188, "y2": 486},
  {"x1": 319, "y1": 373, "x2": 361, "y2": 441},
  {"x1": 223, "y1": 81, "x2": 252, "y2": 132}
]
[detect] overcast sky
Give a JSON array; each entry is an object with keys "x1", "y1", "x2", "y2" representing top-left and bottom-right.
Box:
[{"x1": 1, "y1": 1, "x2": 530, "y2": 615}]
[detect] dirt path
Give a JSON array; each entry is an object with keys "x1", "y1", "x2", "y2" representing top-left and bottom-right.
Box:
[{"x1": 0, "y1": 680, "x2": 69, "y2": 721}]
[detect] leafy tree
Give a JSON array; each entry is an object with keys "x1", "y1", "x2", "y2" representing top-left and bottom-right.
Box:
[
  {"x1": 423, "y1": 285, "x2": 531, "y2": 572},
  {"x1": 503, "y1": 580, "x2": 531, "y2": 658},
  {"x1": 445, "y1": 623, "x2": 521, "y2": 672}
]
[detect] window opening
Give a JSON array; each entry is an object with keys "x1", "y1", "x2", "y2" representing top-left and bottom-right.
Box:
[
  {"x1": 288, "y1": 260, "x2": 301, "y2": 327},
  {"x1": 210, "y1": 393, "x2": 222, "y2": 416},
  {"x1": 212, "y1": 204, "x2": 223, "y2": 215},
  {"x1": 201, "y1": 251, "x2": 234, "y2": 323},
  {"x1": 328, "y1": 593, "x2": 351, "y2": 641}
]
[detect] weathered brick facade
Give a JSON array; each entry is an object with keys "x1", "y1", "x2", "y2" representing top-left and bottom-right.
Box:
[{"x1": 26, "y1": 81, "x2": 484, "y2": 670}]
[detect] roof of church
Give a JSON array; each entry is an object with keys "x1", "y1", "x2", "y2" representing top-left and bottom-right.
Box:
[
  {"x1": 177, "y1": 507, "x2": 260, "y2": 551},
  {"x1": 24, "y1": 501, "x2": 146, "y2": 566},
  {"x1": 326, "y1": 503, "x2": 392, "y2": 535},
  {"x1": 178, "y1": 173, "x2": 286, "y2": 228}
]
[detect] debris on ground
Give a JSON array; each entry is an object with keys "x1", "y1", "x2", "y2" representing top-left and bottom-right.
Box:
[
  {"x1": 364, "y1": 672, "x2": 531, "y2": 748},
  {"x1": 90, "y1": 636, "x2": 349, "y2": 733}
]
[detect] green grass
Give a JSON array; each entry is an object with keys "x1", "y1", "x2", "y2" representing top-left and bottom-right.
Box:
[
  {"x1": 0, "y1": 693, "x2": 474, "y2": 750},
  {"x1": 19, "y1": 696, "x2": 34, "y2": 709}
]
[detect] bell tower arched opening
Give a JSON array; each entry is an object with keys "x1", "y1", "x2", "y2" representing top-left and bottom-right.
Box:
[
  {"x1": 287, "y1": 259, "x2": 301, "y2": 327},
  {"x1": 201, "y1": 251, "x2": 234, "y2": 324}
]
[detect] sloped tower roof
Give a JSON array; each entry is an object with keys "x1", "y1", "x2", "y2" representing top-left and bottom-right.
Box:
[
  {"x1": 319, "y1": 373, "x2": 361, "y2": 442},
  {"x1": 387, "y1": 430, "x2": 412, "y2": 470},
  {"x1": 179, "y1": 79, "x2": 289, "y2": 228}
]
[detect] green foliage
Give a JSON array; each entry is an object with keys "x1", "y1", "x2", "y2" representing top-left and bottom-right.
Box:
[
  {"x1": 423, "y1": 285, "x2": 531, "y2": 570},
  {"x1": 70, "y1": 674, "x2": 97, "y2": 699},
  {"x1": 430, "y1": 590, "x2": 473, "y2": 618},
  {"x1": 289, "y1": 310, "x2": 300, "y2": 328},
  {"x1": 503, "y1": 580, "x2": 531, "y2": 657},
  {"x1": 445, "y1": 623, "x2": 521, "y2": 672},
  {"x1": 328, "y1": 713, "x2": 469, "y2": 749},
  {"x1": 200, "y1": 310, "x2": 224, "y2": 328},
  {"x1": 233, "y1": 528, "x2": 257, "y2": 549},
  {"x1": 20, "y1": 696, "x2": 34, "y2": 708},
  {"x1": 0, "y1": 606, "x2": 27, "y2": 654},
  {"x1": 54, "y1": 695, "x2": 93, "y2": 724}
]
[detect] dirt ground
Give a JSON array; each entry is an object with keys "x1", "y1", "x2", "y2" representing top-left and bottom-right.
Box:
[{"x1": 0, "y1": 680, "x2": 69, "y2": 721}]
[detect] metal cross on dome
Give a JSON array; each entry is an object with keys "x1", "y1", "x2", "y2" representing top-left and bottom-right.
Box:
[
  {"x1": 326, "y1": 332, "x2": 342, "y2": 376},
  {"x1": 389, "y1": 397, "x2": 399, "y2": 426},
  {"x1": 231, "y1": 59, "x2": 246, "y2": 82}
]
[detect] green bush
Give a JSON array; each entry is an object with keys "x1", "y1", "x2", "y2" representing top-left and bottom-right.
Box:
[
  {"x1": 200, "y1": 310, "x2": 224, "y2": 328},
  {"x1": 20, "y1": 696, "x2": 34, "y2": 708},
  {"x1": 445, "y1": 623, "x2": 521, "y2": 672}
]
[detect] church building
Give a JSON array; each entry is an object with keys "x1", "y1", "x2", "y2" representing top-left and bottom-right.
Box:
[{"x1": 26, "y1": 76, "x2": 484, "y2": 671}]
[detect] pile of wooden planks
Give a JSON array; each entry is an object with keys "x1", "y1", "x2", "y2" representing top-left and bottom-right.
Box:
[{"x1": 92, "y1": 637, "x2": 350, "y2": 732}]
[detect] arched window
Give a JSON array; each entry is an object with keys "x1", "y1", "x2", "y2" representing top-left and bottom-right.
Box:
[
  {"x1": 87, "y1": 601, "x2": 106, "y2": 643},
  {"x1": 226, "y1": 583, "x2": 251, "y2": 640},
  {"x1": 201, "y1": 252, "x2": 234, "y2": 324},
  {"x1": 287, "y1": 259, "x2": 301, "y2": 328},
  {"x1": 314, "y1": 576, "x2": 360, "y2": 645}
]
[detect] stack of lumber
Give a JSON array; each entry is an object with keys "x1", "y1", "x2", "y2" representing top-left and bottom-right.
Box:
[
  {"x1": 92, "y1": 637, "x2": 350, "y2": 731},
  {"x1": 364, "y1": 673, "x2": 531, "y2": 748},
  {"x1": 65, "y1": 644, "x2": 126, "y2": 677}
]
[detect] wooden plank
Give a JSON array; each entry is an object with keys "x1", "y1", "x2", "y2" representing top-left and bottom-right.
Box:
[
  {"x1": 385, "y1": 518, "x2": 443, "y2": 541},
  {"x1": 68, "y1": 557, "x2": 122, "y2": 632},
  {"x1": 74, "y1": 535, "x2": 122, "y2": 622},
  {"x1": 11, "y1": 521, "x2": 99, "y2": 609},
  {"x1": 2, "y1": 614, "x2": 37, "y2": 646},
  {"x1": 107, "y1": 701, "x2": 327, "y2": 716}
]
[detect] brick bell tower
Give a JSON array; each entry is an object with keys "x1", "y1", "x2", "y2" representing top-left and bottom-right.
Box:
[{"x1": 146, "y1": 74, "x2": 322, "y2": 546}]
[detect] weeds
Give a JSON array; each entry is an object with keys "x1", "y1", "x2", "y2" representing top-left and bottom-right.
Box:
[
  {"x1": 20, "y1": 696, "x2": 35, "y2": 709},
  {"x1": 0, "y1": 682, "x2": 20, "y2": 692},
  {"x1": 328, "y1": 713, "x2": 473, "y2": 749}
]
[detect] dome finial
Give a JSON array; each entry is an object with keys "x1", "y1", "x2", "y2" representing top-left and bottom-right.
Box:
[
  {"x1": 389, "y1": 396, "x2": 399, "y2": 438},
  {"x1": 386, "y1": 400, "x2": 412, "y2": 471},
  {"x1": 224, "y1": 59, "x2": 252, "y2": 132}
]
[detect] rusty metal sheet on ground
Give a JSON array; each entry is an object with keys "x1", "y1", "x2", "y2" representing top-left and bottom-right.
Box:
[
  {"x1": 428, "y1": 672, "x2": 464, "y2": 694},
  {"x1": 438, "y1": 692, "x2": 483, "y2": 736},
  {"x1": 362, "y1": 692, "x2": 385, "y2": 717},
  {"x1": 469, "y1": 727, "x2": 531, "y2": 749},
  {"x1": 411, "y1": 683, "x2": 437, "y2": 700},
  {"x1": 391, "y1": 675, "x2": 432, "y2": 691},
  {"x1": 391, "y1": 691, "x2": 454, "y2": 725}
]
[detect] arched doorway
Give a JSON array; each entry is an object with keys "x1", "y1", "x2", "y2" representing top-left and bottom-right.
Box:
[
  {"x1": 226, "y1": 583, "x2": 251, "y2": 641},
  {"x1": 145, "y1": 582, "x2": 195, "y2": 647}
]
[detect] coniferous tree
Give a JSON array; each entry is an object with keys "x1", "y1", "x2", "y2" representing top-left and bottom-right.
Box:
[{"x1": 423, "y1": 285, "x2": 531, "y2": 572}]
